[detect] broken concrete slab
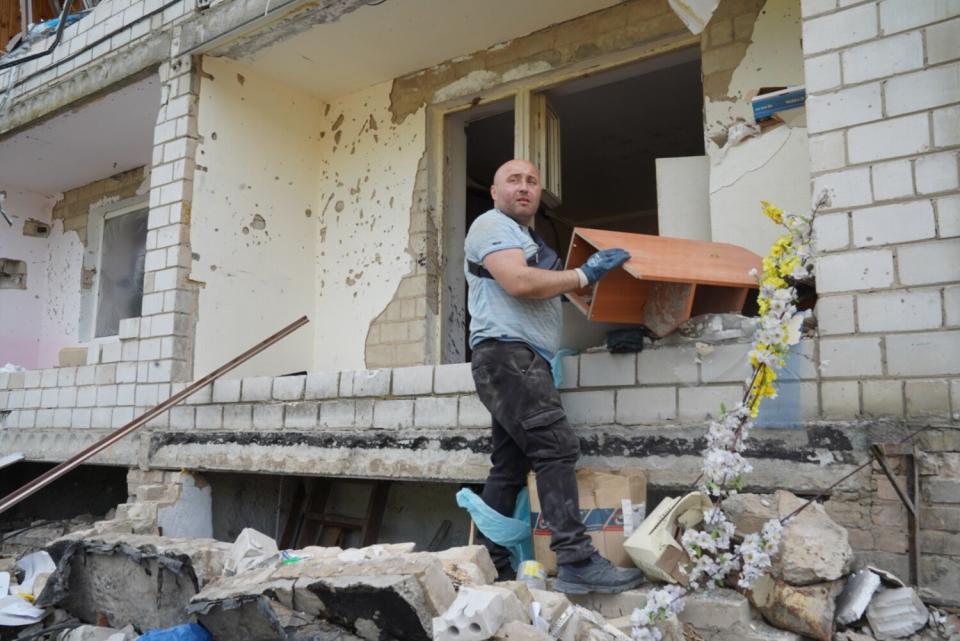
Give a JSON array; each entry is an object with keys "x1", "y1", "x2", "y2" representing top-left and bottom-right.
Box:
[
  {"x1": 836, "y1": 569, "x2": 882, "y2": 626},
  {"x1": 436, "y1": 545, "x2": 497, "y2": 584},
  {"x1": 748, "y1": 575, "x2": 843, "y2": 641},
  {"x1": 493, "y1": 620, "x2": 552, "y2": 640},
  {"x1": 433, "y1": 585, "x2": 527, "y2": 641},
  {"x1": 39, "y1": 534, "x2": 231, "y2": 631},
  {"x1": 679, "y1": 588, "x2": 752, "y2": 631},
  {"x1": 270, "y1": 553, "x2": 456, "y2": 641},
  {"x1": 724, "y1": 491, "x2": 852, "y2": 585},
  {"x1": 225, "y1": 528, "x2": 278, "y2": 576},
  {"x1": 866, "y1": 587, "x2": 930, "y2": 640}
]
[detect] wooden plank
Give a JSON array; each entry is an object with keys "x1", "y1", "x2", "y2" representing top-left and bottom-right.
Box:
[{"x1": 571, "y1": 227, "x2": 761, "y2": 288}]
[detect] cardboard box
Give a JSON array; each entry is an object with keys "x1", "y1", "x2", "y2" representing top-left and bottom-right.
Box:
[
  {"x1": 624, "y1": 491, "x2": 712, "y2": 585},
  {"x1": 527, "y1": 469, "x2": 647, "y2": 575}
]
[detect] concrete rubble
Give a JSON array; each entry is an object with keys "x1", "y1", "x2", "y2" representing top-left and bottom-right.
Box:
[{"x1": 0, "y1": 489, "x2": 953, "y2": 641}]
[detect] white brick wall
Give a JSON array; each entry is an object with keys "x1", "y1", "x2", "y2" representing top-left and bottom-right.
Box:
[
  {"x1": 841, "y1": 31, "x2": 924, "y2": 83},
  {"x1": 816, "y1": 249, "x2": 894, "y2": 292},
  {"x1": 884, "y1": 63, "x2": 960, "y2": 116},
  {"x1": 898, "y1": 239, "x2": 960, "y2": 285},
  {"x1": 847, "y1": 113, "x2": 930, "y2": 163},
  {"x1": 851, "y1": 201, "x2": 936, "y2": 247},
  {"x1": 857, "y1": 290, "x2": 943, "y2": 332},
  {"x1": 807, "y1": 84, "x2": 883, "y2": 133},
  {"x1": 820, "y1": 336, "x2": 883, "y2": 377},
  {"x1": 803, "y1": 3, "x2": 878, "y2": 54},
  {"x1": 886, "y1": 331, "x2": 960, "y2": 376}
]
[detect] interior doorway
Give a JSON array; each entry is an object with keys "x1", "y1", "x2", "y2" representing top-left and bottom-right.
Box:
[{"x1": 440, "y1": 47, "x2": 705, "y2": 362}]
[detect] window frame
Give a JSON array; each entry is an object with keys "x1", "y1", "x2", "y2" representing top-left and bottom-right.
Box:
[
  {"x1": 429, "y1": 39, "x2": 700, "y2": 362},
  {"x1": 79, "y1": 195, "x2": 149, "y2": 343}
]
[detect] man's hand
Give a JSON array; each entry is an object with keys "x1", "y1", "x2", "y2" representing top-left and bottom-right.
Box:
[{"x1": 579, "y1": 248, "x2": 630, "y2": 285}]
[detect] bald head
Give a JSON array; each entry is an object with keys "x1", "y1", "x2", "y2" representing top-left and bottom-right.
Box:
[{"x1": 491, "y1": 159, "x2": 542, "y2": 225}]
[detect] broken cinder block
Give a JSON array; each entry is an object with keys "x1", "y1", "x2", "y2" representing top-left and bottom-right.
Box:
[
  {"x1": 433, "y1": 585, "x2": 528, "y2": 641},
  {"x1": 865, "y1": 587, "x2": 929, "y2": 640},
  {"x1": 748, "y1": 575, "x2": 843, "y2": 641}
]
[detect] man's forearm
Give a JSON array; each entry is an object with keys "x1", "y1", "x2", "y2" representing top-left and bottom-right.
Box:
[{"x1": 508, "y1": 265, "x2": 583, "y2": 300}]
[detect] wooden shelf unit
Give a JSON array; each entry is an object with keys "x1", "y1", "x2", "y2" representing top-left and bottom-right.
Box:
[{"x1": 565, "y1": 228, "x2": 762, "y2": 336}]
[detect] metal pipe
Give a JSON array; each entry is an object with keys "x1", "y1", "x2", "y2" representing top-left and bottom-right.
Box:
[
  {"x1": 0, "y1": 315, "x2": 309, "y2": 515},
  {"x1": 0, "y1": 0, "x2": 74, "y2": 71}
]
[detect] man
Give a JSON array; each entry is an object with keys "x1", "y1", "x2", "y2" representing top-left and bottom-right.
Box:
[{"x1": 465, "y1": 159, "x2": 645, "y2": 594}]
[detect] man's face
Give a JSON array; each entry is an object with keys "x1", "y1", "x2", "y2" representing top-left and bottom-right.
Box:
[{"x1": 491, "y1": 160, "x2": 542, "y2": 223}]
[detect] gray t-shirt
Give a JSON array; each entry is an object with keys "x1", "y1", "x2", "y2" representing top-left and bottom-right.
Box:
[{"x1": 464, "y1": 209, "x2": 562, "y2": 359}]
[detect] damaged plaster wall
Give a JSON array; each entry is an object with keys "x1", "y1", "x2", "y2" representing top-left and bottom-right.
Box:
[
  {"x1": 0, "y1": 188, "x2": 59, "y2": 369},
  {"x1": 703, "y1": 0, "x2": 810, "y2": 256},
  {"x1": 191, "y1": 56, "x2": 320, "y2": 379},
  {"x1": 314, "y1": 82, "x2": 425, "y2": 371}
]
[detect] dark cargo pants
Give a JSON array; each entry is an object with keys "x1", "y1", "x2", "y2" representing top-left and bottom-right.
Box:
[{"x1": 470, "y1": 340, "x2": 594, "y2": 571}]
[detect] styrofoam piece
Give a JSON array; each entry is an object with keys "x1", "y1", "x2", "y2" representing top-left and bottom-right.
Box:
[
  {"x1": 836, "y1": 569, "x2": 881, "y2": 625},
  {"x1": 866, "y1": 587, "x2": 929, "y2": 640},
  {"x1": 0, "y1": 595, "x2": 44, "y2": 626}
]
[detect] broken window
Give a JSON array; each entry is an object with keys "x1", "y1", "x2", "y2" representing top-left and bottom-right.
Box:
[
  {"x1": 93, "y1": 205, "x2": 148, "y2": 337},
  {"x1": 441, "y1": 47, "x2": 706, "y2": 361},
  {"x1": 0, "y1": 258, "x2": 27, "y2": 289}
]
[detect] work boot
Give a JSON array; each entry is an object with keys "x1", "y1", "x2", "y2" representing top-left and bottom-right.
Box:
[{"x1": 553, "y1": 552, "x2": 646, "y2": 594}]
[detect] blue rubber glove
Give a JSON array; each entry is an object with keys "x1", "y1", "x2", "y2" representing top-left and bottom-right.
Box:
[{"x1": 579, "y1": 248, "x2": 631, "y2": 284}]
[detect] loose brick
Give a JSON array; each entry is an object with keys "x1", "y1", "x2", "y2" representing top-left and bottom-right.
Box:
[
  {"x1": 887, "y1": 330, "x2": 960, "y2": 375},
  {"x1": 392, "y1": 365, "x2": 433, "y2": 396},
  {"x1": 847, "y1": 113, "x2": 930, "y2": 163},
  {"x1": 579, "y1": 352, "x2": 636, "y2": 387},
  {"x1": 816, "y1": 294, "x2": 856, "y2": 334},
  {"x1": 816, "y1": 249, "x2": 894, "y2": 292},
  {"x1": 820, "y1": 337, "x2": 882, "y2": 377},
  {"x1": 857, "y1": 289, "x2": 942, "y2": 331},
  {"x1": 616, "y1": 387, "x2": 677, "y2": 424},
  {"x1": 898, "y1": 239, "x2": 960, "y2": 285},
  {"x1": 40, "y1": 368, "x2": 58, "y2": 387},
  {"x1": 57, "y1": 367, "x2": 76, "y2": 387},
  {"x1": 373, "y1": 399, "x2": 413, "y2": 428},
  {"x1": 434, "y1": 363, "x2": 476, "y2": 394},
  {"x1": 414, "y1": 397, "x2": 458, "y2": 428},
  {"x1": 678, "y1": 386, "x2": 742, "y2": 422}
]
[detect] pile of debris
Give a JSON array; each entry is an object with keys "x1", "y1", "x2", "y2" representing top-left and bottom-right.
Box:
[{"x1": 0, "y1": 490, "x2": 955, "y2": 641}]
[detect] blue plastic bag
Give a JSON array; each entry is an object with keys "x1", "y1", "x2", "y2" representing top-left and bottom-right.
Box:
[
  {"x1": 456, "y1": 487, "x2": 532, "y2": 570},
  {"x1": 138, "y1": 624, "x2": 212, "y2": 641}
]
